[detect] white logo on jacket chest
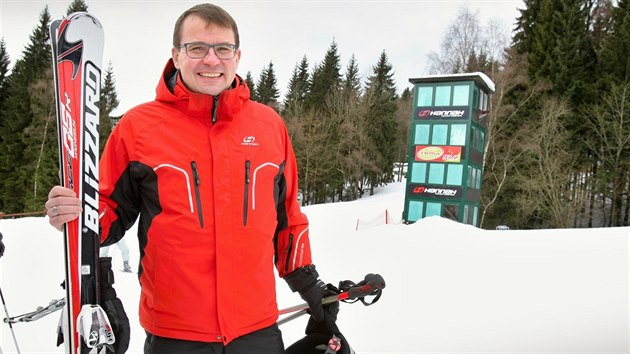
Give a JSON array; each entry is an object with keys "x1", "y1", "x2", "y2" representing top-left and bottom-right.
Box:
[{"x1": 241, "y1": 136, "x2": 260, "y2": 146}]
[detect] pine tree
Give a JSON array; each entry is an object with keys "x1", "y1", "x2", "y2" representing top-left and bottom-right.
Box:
[
  {"x1": 523, "y1": 0, "x2": 596, "y2": 100},
  {"x1": 342, "y1": 55, "x2": 361, "y2": 99},
  {"x1": 100, "y1": 62, "x2": 119, "y2": 154},
  {"x1": 0, "y1": 39, "x2": 11, "y2": 211},
  {"x1": 395, "y1": 88, "x2": 413, "y2": 183},
  {"x1": 310, "y1": 42, "x2": 343, "y2": 201},
  {"x1": 526, "y1": 0, "x2": 558, "y2": 81},
  {"x1": 21, "y1": 68, "x2": 58, "y2": 212},
  {"x1": 551, "y1": 1, "x2": 596, "y2": 102},
  {"x1": 599, "y1": 0, "x2": 630, "y2": 84},
  {"x1": 66, "y1": 0, "x2": 88, "y2": 13},
  {"x1": 283, "y1": 56, "x2": 310, "y2": 116},
  {"x1": 307, "y1": 40, "x2": 342, "y2": 110},
  {"x1": 513, "y1": 0, "x2": 542, "y2": 54},
  {"x1": 0, "y1": 39, "x2": 10, "y2": 134},
  {"x1": 335, "y1": 55, "x2": 370, "y2": 200},
  {"x1": 591, "y1": 0, "x2": 615, "y2": 52},
  {"x1": 0, "y1": 7, "x2": 52, "y2": 212},
  {"x1": 591, "y1": 0, "x2": 630, "y2": 226},
  {"x1": 363, "y1": 51, "x2": 398, "y2": 194},
  {"x1": 244, "y1": 71, "x2": 256, "y2": 101},
  {"x1": 255, "y1": 61, "x2": 280, "y2": 110},
  {"x1": 0, "y1": 39, "x2": 10, "y2": 104}
]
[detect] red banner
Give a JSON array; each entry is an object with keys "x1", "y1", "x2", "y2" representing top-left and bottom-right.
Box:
[{"x1": 415, "y1": 145, "x2": 462, "y2": 163}]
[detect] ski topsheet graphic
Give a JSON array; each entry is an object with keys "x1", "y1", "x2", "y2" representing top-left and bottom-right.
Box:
[{"x1": 50, "y1": 12, "x2": 114, "y2": 354}]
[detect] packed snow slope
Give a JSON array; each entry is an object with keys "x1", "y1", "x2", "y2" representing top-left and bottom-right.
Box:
[{"x1": 0, "y1": 181, "x2": 628, "y2": 353}]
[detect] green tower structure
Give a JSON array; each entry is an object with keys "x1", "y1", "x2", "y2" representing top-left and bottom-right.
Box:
[{"x1": 403, "y1": 72, "x2": 495, "y2": 226}]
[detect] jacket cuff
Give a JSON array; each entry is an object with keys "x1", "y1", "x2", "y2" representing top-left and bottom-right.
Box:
[{"x1": 284, "y1": 264, "x2": 319, "y2": 293}]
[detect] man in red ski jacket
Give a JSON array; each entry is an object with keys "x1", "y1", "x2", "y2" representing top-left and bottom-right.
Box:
[{"x1": 46, "y1": 3, "x2": 330, "y2": 353}]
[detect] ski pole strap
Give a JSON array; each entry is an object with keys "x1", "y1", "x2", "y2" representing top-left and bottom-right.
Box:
[{"x1": 328, "y1": 273, "x2": 385, "y2": 306}]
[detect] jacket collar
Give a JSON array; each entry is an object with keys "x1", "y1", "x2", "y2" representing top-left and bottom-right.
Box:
[{"x1": 155, "y1": 59, "x2": 250, "y2": 122}]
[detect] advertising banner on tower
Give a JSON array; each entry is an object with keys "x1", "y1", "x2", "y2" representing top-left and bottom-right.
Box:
[{"x1": 415, "y1": 145, "x2": 462, "y2": 163}]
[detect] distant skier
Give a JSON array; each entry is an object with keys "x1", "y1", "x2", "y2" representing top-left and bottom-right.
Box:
[
  {"x1": 100, "y1": 238, "x2": 132, "y2": 273},
  {"x1": 0, "y1": 231, "x2": 4, "y2": 257}
]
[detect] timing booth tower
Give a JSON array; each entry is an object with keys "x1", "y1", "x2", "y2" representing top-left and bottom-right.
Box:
[{"x1": 403, "y1": 72, "x2": 495, "y2": 226}]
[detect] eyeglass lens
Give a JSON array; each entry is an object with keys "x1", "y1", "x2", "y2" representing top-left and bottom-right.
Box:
[{"x1": 184, "y1": 43, "x2": 235, "y2": 59}]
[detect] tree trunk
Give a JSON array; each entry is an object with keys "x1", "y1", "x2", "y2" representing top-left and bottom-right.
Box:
[{"x1": 591, "y1": 162, "x2": 599, "y2": 227}]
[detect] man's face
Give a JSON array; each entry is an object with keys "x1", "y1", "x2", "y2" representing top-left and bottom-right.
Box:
[{"x1": 172, "y1": 15, "x2": 241, "y2": 96}]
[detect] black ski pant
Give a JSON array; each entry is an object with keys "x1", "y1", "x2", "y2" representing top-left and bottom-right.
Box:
[{"x1": 144, "y1": 324, "x2": 285, "y2": 354}]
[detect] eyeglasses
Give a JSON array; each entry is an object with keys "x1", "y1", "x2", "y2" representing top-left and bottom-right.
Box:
[{"x1": 176, "y1": 42, "x2": 238, "y2": 60}]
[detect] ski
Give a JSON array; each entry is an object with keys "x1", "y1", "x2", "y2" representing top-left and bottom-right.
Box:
[
  {"x1": 4, "y1": 298, "x2": 65, "y2": 324},
  {"x1": 50, "y1": 12, "x2": 109, "y2": 354}
]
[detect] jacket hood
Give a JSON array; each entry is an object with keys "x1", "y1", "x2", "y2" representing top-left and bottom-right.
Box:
[{"x1": 155, "y1": 59, "x2": 250, "y2": 122}]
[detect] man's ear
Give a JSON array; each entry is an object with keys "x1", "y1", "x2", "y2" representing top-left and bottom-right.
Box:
[
  {"x1": 234, "y1": 48, "x2": 241, "y2": 66},
  {"x1": 172, "y1": 47, "x2": 181, "y2": 69}
]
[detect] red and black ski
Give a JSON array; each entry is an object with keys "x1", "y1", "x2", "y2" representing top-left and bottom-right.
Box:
[{"x1": 50, "y1": 12, "x2": 114, "y2": 354}]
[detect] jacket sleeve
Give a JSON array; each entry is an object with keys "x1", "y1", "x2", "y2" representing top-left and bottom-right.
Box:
[
  {"x1": 274, "y1": 123, "x2": 313, "y2": 278},
  {"x1": 98, "y1": 116, "x2": 141, "y2": 246}
]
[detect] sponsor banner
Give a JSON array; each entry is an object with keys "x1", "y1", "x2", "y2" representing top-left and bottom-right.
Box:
[
  {"x1": 415, "y1": 145, "x2": 462, "y2": 163},
  {"x1": 407, "y1": 184, "x2": 463, "y2": 199},
  {"x1": 415, "y1": 106, "x2": 469, "y2": 120}
]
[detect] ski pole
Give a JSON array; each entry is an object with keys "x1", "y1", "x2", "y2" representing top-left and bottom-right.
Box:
[
  {"x1": 0, "y1": 286, "x2": 22, "y2": 354},
  {"x1": 278, "y1": 273, "x2": 385, "y2": 325}
]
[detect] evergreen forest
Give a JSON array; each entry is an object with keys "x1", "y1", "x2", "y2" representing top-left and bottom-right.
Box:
[{"x1": 0, "y1": 0, "x2": 628, "y2": 228}]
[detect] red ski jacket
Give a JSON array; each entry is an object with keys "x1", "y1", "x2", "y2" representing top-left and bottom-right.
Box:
[{"x1": 98, "y1": 60, "x2": 313, "y2": 344}]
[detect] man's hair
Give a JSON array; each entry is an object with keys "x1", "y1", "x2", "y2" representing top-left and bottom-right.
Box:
[{"x1": 173, "y1": 3, "x2": 240, "y2": 47}]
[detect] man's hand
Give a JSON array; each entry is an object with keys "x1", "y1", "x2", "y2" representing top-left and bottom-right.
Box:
[
  {"x1": 285, "y1": 265, "x2": 327, "y2": 323},
  {"x1": 44, "y1": 186, "x2": 82, "y2": 231}
]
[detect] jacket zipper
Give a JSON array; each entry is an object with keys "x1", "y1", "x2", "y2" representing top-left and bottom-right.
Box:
[
  {"x1": 211, "y1": 95, "x2": 219, "y2": 124},
  {"x1": 285, "y1": 233, "x2": 294, "y2": 272},
  {"x1": 191, "y1": 161, "x2": 204, "y2": 228},
  {"x1": 243, "y1": 160, "x2": 251, "y2": 226}
]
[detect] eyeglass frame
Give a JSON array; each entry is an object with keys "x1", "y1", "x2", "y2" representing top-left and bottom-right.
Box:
[{"x1": 175, "y1": 42, "x2": 239, "y2": 60}]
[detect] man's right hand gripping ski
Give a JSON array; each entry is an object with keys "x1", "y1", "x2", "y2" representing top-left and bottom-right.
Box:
[{"x1": 45, "y1": 185, "x2": 82, "y2": 231}]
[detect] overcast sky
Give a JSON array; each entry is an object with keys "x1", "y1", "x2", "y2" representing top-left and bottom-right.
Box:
[{"x1": 2, "y1": 0, "x2": 523, "y2": 115}]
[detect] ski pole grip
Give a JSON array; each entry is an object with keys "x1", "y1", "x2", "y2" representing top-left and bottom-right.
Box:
[
  {"x1": 322, "y1": 273, "x2": 386, "y2": 304},
  {"x1": 347, "y1": 273, "x2": 386, "y2": 300}
]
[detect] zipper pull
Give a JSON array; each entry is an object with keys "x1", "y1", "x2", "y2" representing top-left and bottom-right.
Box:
[
  {"x1": 245, "y1": 160, "x2": 251, "y2": 184},
  {"x1": 191, "y1": 161, "x2": 200, "y2": 185},
  {"x1": 191, "y1": 161, "x2": 204, "y2": 228},
  {"x1": 211, "y1": 95, "x2": 219, "y2": 124},
  {"x1": 243, "y1": 160, "x2": 251, "y2": 226}
]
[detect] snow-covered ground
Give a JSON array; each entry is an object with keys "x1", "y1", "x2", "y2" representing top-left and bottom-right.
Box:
[{"x1": 0, "y1": 181, "x2": 628, "y2": 353}]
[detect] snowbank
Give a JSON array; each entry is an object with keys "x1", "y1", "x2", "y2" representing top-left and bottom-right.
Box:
[{"x1": 1, "y1": 182, "x2": 628, "y2": 353}]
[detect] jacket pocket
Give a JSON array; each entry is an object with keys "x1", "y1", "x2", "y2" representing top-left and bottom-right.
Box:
[
  {"x1": 243, "y1": 160, "x2": 251, "y2": 226},
  {"x1": 191, "y1": 161, "x2": 204, "y2": 228}
]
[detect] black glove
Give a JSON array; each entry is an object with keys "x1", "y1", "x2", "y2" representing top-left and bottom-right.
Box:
[
  {"x1": 99, "y1": 257, "x2": 130, "y2": 354},
  {"x1": 285, "y1": 284, "x2": 349, "y2": 354},
  {"x1": 285, "y1": 265, "x2": 327, "y2": 323},
  {"x1": 305, "y1": 283, "x2": 341, "y2": 335}
]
